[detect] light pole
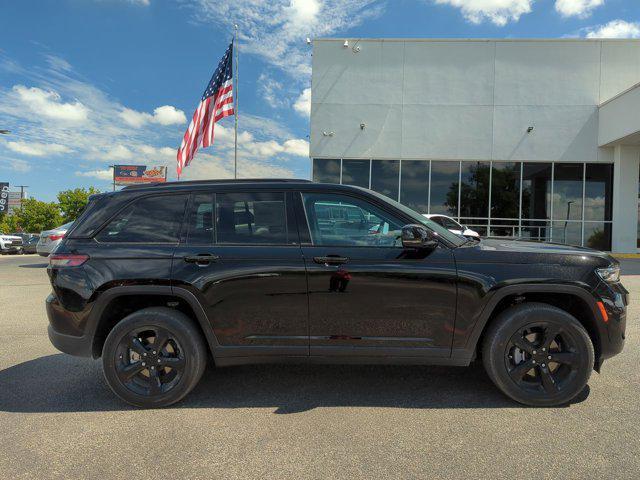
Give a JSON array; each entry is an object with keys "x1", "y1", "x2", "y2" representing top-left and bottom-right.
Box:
[{"x1": 564, "y1": 200, "x2": 574, "y2": 243}]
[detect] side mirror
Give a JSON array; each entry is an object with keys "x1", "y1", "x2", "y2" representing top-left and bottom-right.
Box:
[{"x1": 401, "y1": 224, "x2": 439, "y2": 250}]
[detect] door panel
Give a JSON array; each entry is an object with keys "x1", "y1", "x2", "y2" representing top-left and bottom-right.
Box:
[
  {"x1": 299, "y1": 191, "x2": 457, "y2": 356},
  {"x1": 171, "y1": 191, "x2": 308, "y2": 355}
]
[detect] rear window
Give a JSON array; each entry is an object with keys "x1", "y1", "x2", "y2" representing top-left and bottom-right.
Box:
[{"x1": 96, "y1": 194, "x2": 187, "y2": 243}]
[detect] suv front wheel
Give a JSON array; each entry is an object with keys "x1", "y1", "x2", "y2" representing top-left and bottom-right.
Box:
[
  {"x1": 482, "y1": 302, "x2": 594, "y2": 407},
  {"x1": 102, "y1": 307, "x2": 207, "y2": 408}
]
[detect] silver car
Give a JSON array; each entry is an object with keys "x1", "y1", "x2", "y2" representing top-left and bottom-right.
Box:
[{"x1": 37, "y1": 222, "x2": 74, "y2": 257}]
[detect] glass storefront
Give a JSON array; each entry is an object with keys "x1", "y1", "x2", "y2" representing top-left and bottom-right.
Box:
[{"x1": 312, "y1": 158, "x2": 614, "y2": 250}]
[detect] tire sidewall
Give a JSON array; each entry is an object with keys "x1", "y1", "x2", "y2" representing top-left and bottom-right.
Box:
[
  {"x1": 483, "y1": 303, "x2": 594, "y2": 407},
  {"x1": 102, "y1": 307, "x2": 206, "y2": 408}
]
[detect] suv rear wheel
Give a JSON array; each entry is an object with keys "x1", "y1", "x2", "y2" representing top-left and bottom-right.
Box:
[
  {"x1": 102, "y1": 307, "x2": 207, "y2": 408},
  {"x1": 482, "y1": 302, "x2": 594, "y2": 407}
]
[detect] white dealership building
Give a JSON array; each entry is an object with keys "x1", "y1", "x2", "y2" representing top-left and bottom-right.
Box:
[{"x1": 309, "y1": 38, "x2": 640, "y2": 252}]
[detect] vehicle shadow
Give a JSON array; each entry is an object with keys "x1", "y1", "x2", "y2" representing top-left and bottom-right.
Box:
[
  {"x1": 0, "y1": 354, "x2": 589, "y2": 413},
  {"x1": 18, "y1": 263, "x2": 48, "y2": 268}
]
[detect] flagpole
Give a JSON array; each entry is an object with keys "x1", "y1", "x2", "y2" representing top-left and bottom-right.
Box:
[{"x1": 233, "y1": 24, "x2": 239, "y2": 179}]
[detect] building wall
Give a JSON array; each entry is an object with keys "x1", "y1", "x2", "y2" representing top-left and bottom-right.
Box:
[
  {"x1": 310, "y1": 39, "x2": 640, "y2": 252},
  {"x1": 310, "y1": 39, "x2": 640, "y2": 163}
]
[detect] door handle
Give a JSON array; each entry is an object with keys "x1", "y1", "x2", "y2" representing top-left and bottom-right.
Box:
[
  {"x1": 313, "y1": 255, "x2": 349, "y2": 266},
  {"x1": 184, "y1": 254, "x2": 220, "y2": 265}
]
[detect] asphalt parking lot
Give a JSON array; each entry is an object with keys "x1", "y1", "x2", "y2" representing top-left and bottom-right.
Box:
[{"x1": 1, "y1": 254, "x2": 639, "y2": 479}]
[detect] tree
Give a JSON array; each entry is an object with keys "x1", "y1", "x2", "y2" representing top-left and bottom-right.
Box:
[
  {"x1": 0, "y1": 213, "x2": 20, "y2": 233},
  {"x1": 10, "y1": 198, "x2": 62, "y2": 233},
  {"x1": 57, "y1": 187, "x2": 100, "y2": 223}
]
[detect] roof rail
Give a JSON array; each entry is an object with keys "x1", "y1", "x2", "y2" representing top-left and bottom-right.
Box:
[{"x1": 122, "y1": 178, "x2": 313, "y2": 190}]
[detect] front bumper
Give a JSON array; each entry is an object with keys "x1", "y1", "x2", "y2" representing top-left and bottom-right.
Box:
[
  {"x1": 595, "y1": 280, "x2": 628, "y2": 363},
  {"x1": 1, "y1": 244, "x2": 22, "y2": 254}
]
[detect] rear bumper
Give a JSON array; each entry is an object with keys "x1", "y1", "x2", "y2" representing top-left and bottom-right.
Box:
[
  {"x1": 48, "y1": 325, "x2": 93, "y2": 357},
  {"x1": 46, "y1": 294, "x2": 93, "y2": 357}
]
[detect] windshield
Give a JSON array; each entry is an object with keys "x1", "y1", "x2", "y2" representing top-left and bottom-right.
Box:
[{"x1": 364, "y1": 190, "x2": 467, "y2": 247}]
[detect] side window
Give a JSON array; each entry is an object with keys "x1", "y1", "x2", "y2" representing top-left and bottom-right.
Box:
[
  {"x1": 96, "y1": 194, "x2": 187, "y2": 243},
  {"x1": 442, "y1": 217, "x2": 461, "y2": 230},
  {"x1": 302, "y1": 193, "x2": 404, "y2": 247},
  {"x1": 430, "y1": 216, "x2": 445, "y2": 227},
  {"x1": 215, "y1": 192, "x2": 288, "y2": 245},
  {"x1": 186, "y1": 193, "x2": 214, "y2": 244}
]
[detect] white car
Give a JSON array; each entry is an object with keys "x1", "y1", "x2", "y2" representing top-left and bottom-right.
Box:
[
  {"x1": 36, "y1": 221, "x2": 74, "y2": 257},
  {"x1": 423, "y1": 214, "x2": 480, "y2": 239},
  {"x1": 0, "y1": 232, "x2": 23, "y2": 254}
]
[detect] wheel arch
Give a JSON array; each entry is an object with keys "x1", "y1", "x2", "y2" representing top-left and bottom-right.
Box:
[
  {"x1": 88, "y1": 286, "x2": 219, "y2": 359},
  {"x1": 468, "y1": 284, "x2": 606, "y2": 370}
]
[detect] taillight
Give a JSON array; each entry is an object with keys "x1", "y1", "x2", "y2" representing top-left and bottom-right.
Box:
[
  {"x1": 49, "y1": 254, "x2": 89, "y2": 268},
  {"x1": 49, "y1": 234, "x2": 65, "y2": 241}
]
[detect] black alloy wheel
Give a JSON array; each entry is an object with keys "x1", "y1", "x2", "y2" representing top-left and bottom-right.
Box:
[
  {"x1": 114, "y1": 326, "x2": 186, "y2": 396},
  {"x1": 482, "y1": 302, "x2": 594, "y2": 407},
  {"x1": 505, "y1": 323, "x2": 580, "y2": 396},
  {"x1": 102, "y1": 307, "x2": 207, "y2": 408}
]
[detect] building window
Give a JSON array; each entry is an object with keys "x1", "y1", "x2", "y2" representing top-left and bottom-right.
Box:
[
  {"x1": 585, "y1": 164, "x2": 613, "y2": 222},
  {"x1": 313, "y1": 159, "x2": 340, "y2": 183},
  {"x1": 459, "y1": 161, "x2": 490, "y2": 219},
  {"x1": 341, "y1": 159, "x2": 370, "y2": 188},
  {"x1": 490, "y1": 162, "x2": 521, "y2": 237},
  {"x1": 312, "y1": 159, "x2": 614, "y2": 250},
  {"x1": 400, "y1": 160, "x2": 429, "y2": 213},
  {"x1": 429, "y1": 161, "x2": 459, "y2": 216},
  {"x1": 371, "y1": 160, "x2": 400, "y2": 200}
]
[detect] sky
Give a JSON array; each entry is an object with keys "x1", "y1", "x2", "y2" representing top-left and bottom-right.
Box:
[{"x1": 0, "y1": 0, "x2": 639, "y2": 201}]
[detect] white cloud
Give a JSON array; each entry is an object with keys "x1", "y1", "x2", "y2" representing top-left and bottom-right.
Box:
[
  {"x1": 259, "y1": 73, "x2": 288, "y2": 109},
  {"x1": 584, "y1": 20, "x2": 640, "y2": 38},
  {"x1": 293, "y1": 88, "x2": 311, "y2": 117},
  {"x1": 433, "y1": 0, "x2": 533, "y2": 26},
  {"x1": 283, "y1": 138, "x2": 309, "y2": 157},
  {"x1": 190, "y1": 0, "x2": 383, "y2": 80},
  {"x1": 13, "y1": 85, "x2": 89, "y2": 122},
  {"x1": 119, "y1": 105, "x2": 186, "y2": 128},
  {"x1": 75, "y1": 169, "x2": 113, "y2": 181},
  {"x1": 119, "y1": 108, "x2": 152, "y2": 128},
  {"x1": 152, "y1": 105, "x2": 186, "y2": 125},
  {"x1": 0, "y1": 157, "x2": 31, "y2": 173},
  {"x1": 5, "y1": 141, "x2": 72, "y2": 157},
  {"x1": 555, "y1": 0, "x2": 604, "y2": 18}
]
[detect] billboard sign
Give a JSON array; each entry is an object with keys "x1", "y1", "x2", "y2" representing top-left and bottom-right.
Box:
[
  {"x1": 0, "y1": 183, "x2": 8, "y2": 214},
  {"x1": 113, "y1": 165, "x2": 167, "y2": 185},
  {"x1": 8, "y1": 191, "x2": 23, "y2": 215}
]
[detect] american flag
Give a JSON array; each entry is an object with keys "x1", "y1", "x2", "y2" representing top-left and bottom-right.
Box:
[{"x1": 177, "y1": 42, "x2": 234, "y2": 177}]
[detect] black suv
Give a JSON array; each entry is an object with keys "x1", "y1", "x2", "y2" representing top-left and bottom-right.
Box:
[{"x1": 46, "y1": 179, "x2": 627, "y2": 408}]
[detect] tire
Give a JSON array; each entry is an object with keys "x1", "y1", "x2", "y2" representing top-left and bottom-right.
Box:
[
  {"x1": 102, "y1": 307, "x2": 207, "y2": 408},
  {"x1": 482, "y1": 302, "x2": 594, "y2": 407}
]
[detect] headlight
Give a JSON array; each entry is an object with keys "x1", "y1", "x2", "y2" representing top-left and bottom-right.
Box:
[{"x1": 596, "y1": 265, "x2": 620, "y2": 283}]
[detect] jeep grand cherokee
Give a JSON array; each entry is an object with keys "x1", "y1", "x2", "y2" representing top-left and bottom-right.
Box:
[{"x1": 46, "y1": 179, "x2": 627, "y2": 408}]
